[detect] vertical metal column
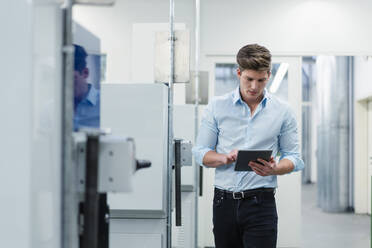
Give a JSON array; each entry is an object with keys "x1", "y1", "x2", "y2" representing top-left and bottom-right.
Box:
[
  {"x1": 348, "y1": 57, "x2": 354, "y2": 211},
  {"x1": 301, "y1": 58, "x2": 314, "y2": 184},
  {"x1": 61, "y1": 1, "x2": 79, "y2": 248},
  {"x1": 316, "y1": 56, "x2": 351, "y2": 212},
  {"x1": 167, "y1": 0, "x2": 175, "y2": 247},
  {"x1": 194, "y1": 0, "x2": 201, "y2": 247}
]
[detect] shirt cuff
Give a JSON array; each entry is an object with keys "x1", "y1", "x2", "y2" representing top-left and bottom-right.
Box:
[
  {"x1": 192, "y1": 146, "x2": 213, "y2": 168},
  {"x1": 280, "y1": 155, "x2": 305, "y2": 172}
]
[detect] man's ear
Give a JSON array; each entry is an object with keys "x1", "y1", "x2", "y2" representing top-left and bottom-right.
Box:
[
  {"x1": 82, "y1": 68, "x2": 89, "y2": 79},
  {"x1": 237, "y1": 67, "x2": 241, "y2": 77}
]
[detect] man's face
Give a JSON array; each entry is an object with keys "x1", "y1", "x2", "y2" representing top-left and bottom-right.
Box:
[
  {"x1": 237, "y1": 68, "x2": 270, "y2": 103},
  {"x1": 74, "y1": 68, "x2": 89, "y2": 99}
]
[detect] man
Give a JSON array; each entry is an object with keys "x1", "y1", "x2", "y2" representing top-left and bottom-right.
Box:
[
  {"x1": 192, "y1": 44, "x2": 304, "y2": 248},
  {"x1": 73, "y1": 44, "x2": 100, "y2": 131}
]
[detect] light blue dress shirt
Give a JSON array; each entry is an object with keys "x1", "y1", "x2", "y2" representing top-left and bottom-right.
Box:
[
  {"x1": 192, "y1": 87, "x2": 304, "y2": 192},
  {"x1": 74, "y1": 84, "x2": 100, "y2": 131}
]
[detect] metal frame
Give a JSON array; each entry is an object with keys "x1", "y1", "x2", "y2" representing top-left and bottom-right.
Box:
[
  {"x1": 61, "y1": 1, "x2": 78, "y2": 248},
  {"x1": 167, "y1": 0, "x2": 175, "y2": 247},
  {"x1": 194, "y1": 1, "x2": 201, "y2": 247}
]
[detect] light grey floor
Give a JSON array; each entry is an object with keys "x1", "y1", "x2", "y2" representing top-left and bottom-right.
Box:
[{"x1": 301, "y1": 183, "x2": 370, "y2": 248}]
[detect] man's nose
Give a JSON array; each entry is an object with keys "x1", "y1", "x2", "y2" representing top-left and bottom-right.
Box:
[{"x1": 251, "y1": 81, "x2": 259, "y2": 90}]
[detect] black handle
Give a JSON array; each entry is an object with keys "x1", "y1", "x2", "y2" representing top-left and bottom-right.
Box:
[
  {"x1": 136, "y1": 159, "x2": 151, "y2": 170},
  {"x1": 174, "y1": 139, "x2": 182, "y2": 226},
  {"x1": 199, "y1": 166, "x2": 203, "y2": 196},
  {"x1": 82, "y1": 135, "x2": 100, "y2": 248}
]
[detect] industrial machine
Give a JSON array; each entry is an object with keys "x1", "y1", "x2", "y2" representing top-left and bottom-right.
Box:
[{"x1": 73, "y1": 130, "x2": 151, "y2": 248}]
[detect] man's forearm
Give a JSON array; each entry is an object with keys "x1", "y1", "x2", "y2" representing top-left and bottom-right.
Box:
[
  {"x1": 202, "y1": 151, "x2": 227, "y2": 168},
  {"x1": 275, "y1": 158, "x2": 294, "y2": 175}
]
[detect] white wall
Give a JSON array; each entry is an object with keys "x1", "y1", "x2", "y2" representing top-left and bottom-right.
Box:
[
  {"x1": 200, "y1": 0, "x2": 372, "y2": 58},
  {"x1": 74, "y1": 0, "x2": 372, "y2": 86},
  {"x1": 0, "y1": 1, "x2": 63, "y2": 247}
]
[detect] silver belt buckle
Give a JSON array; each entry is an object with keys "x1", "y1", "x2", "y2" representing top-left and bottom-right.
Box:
[{"x1": 233, "y1": 191, "x2": 244, "y2": 200}]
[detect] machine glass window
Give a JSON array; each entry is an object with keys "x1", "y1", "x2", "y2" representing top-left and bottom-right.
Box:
[{"x1": 73, "y1": 44, "x2": 103, "y2": 131}]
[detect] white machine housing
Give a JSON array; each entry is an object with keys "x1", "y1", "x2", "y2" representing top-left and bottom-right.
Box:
[{"x1": 102, "y1": 83, "x2": 169, "y2": 248}]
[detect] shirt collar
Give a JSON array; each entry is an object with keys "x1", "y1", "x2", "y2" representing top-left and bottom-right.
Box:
[
  {"x1": 232, "y1": 87, "x2": 241, "y2": 104},
  {"x1": 84, "y1": 84, "x2": 99, "y2": 106},
  {"x1": 232, "y1": 87, "x2": 270, "y2": 107}
]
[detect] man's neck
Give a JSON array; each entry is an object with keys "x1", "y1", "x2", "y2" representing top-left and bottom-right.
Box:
[
  {"x1": 242, "y1": 93, "x2": 264, "y2": 116},
  {"x1": 243, "y1": 93, "x2": 264, "y2": 107}
]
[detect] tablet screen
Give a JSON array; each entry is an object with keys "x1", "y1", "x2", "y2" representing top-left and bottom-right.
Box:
[{"x1": 234, "y1": 150, "x2": 272, "y2": 171}]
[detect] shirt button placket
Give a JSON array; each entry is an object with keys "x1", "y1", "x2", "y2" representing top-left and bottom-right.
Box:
[{"x1": 247, "y1": 118, "x2": 252, "y2": 144}]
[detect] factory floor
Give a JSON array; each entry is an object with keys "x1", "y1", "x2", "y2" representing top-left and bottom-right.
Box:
[{"x1": 301, "y1": 183, "x2": 370, "y2": 248}]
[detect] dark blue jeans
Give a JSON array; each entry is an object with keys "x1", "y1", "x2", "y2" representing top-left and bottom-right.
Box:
[{"x1": 212, "y1": 188, "x2": 278, "y2": 248}]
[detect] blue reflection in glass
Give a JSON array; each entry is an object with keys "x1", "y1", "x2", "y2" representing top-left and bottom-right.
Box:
[{"x1": 73, "y1": 44, "x2": 100, "y2": 131}]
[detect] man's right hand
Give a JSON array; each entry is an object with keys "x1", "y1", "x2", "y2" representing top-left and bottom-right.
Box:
[
  {"x1": 202, "y1": 149, "x2": 238, "y2": 168},
  {"x1": 222, "y1": 149, "x2": 238, "y2": 164}
]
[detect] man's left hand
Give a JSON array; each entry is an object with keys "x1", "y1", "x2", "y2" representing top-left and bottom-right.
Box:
[{"x1": 249, "y1": 157, "x2": 277, "y2": 176}]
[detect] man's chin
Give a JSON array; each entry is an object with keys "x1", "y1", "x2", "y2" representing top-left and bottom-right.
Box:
[{"x1": 243, "y1": 94, "x2": 256, "y2": 100}]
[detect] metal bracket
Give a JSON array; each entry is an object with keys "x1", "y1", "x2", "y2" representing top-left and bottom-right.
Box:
[
  {"x1": 73, "y1": 132, "x2": 138, "y2": 193},
  {"x1": 172, "y1": 139, "x2": 192, "y2": 166}
]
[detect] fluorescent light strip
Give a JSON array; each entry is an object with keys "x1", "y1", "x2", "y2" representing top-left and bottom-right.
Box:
[{"x1": 270, "y1": 63, "x2": 289, "y2": 93}]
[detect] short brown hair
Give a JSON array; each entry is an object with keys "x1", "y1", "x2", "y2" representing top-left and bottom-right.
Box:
[{"x1": 236, "y1": 44, "x2": 271, "y2": 73}]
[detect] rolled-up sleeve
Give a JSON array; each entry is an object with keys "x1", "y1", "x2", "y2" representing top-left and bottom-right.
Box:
[
  {"x1": 192, "y1": 101, "x2": 219, "y2": 167},
  {"x1": 278, "y1": 107, "x2": 305, "y2": 172}
]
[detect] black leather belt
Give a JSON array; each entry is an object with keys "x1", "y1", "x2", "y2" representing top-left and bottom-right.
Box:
[{"x1": 215, "y1": 187, "x2": 275, "y2": 200}]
